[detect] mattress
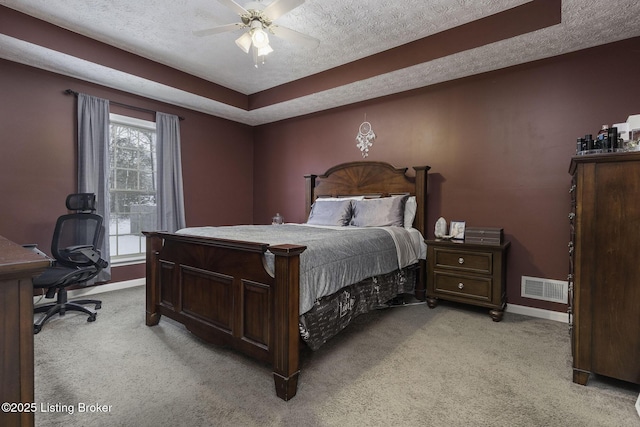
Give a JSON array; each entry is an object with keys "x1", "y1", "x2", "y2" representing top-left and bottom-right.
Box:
[{"x1": 177, "y1": 224, "x2": 425, "y2": 314}]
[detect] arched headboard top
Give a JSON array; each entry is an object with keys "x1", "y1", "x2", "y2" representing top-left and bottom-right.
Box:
[{"x1": 304, "y1": 161, "x2": 430, "y2": 235}]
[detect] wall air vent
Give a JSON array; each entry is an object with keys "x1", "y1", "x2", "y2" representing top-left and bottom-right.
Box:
[{"x1": 521, "y1": 276, "x2": 568, "y2": 304}]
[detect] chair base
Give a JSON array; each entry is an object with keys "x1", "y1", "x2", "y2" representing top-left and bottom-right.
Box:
[{"x1": 34, "y1": 288, "x2": 101, "y2": 334}]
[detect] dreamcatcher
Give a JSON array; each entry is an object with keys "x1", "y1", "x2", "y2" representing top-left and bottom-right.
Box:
[{"x1": 356, "y1": 117, "x2": 376, "y2": 158}]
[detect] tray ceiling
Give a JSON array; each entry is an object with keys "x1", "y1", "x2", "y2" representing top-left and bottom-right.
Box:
[{"x1": 1, "y1": 0, "x2": 639, "y2": 125}]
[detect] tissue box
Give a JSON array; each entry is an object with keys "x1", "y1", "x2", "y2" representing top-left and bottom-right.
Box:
[{"x1": 465, "y1": 227, "x2": 503, "y2": 245}]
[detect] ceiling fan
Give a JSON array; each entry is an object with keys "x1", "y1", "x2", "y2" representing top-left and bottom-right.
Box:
[{"x1": 194, "y1": 0, "x2": 319, "y2": 67}]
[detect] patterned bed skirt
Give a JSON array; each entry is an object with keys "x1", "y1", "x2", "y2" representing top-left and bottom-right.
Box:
[{"x1": 298, "y1": 264, "x2": 418, "y2": 351}]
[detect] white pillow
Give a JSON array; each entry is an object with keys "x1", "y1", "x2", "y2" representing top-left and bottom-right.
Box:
[
  {"x1": 404, "y1": 196, "x2": 417, "y2": 228},
  {"x1": 307, "y1": 199, "x2": 353, "y2": 226},
  {"x1": 350, "y1": 195, "x2": 409, "y2": 227}
]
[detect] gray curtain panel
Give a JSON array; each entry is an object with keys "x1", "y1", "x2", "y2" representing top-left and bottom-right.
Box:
[
  {"x1": 156, "y1": 112, "x2": 186, "y2": 233},
  {"x1": 77, "y1": 93, "x2": 111, "y2": 282}
]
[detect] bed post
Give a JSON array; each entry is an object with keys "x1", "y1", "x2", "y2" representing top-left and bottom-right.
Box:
[
  {"x1": 144, "y1": 232, "x2": 163, "y2": 326},
  {"x1": 304, "y1": 174, "x2": 317, "y2": 221},
  {"x1": 413, "y1": 166, "x2": 430, "y2": 301},
  {"x1": 270, "y1": 243, "x2": 307, "y2": 401},
  {"x1": 412, "y1": 166, "x2": 429, "y2": 236}
]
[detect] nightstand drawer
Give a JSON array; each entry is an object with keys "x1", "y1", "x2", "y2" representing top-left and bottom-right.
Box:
[
  {"x1": 433, "y1": 247, "x2": 493, "y2": 274},
  {"x1": 433, "y1": 272, "x2": 492, "y2": 300}
]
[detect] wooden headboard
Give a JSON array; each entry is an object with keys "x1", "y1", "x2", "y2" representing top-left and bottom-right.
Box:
[{"x1": 304, "y1": 161, "x2": 430, "y2": 236}]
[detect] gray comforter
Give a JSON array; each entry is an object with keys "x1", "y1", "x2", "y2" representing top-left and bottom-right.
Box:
[{"x1": 177, "y1": 224, "x2": 409, "y2": 314}]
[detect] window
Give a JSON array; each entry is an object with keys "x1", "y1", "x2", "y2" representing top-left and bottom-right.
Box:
[{"x1": 109, "y1": 114, "x2": 156, "y2": 261}]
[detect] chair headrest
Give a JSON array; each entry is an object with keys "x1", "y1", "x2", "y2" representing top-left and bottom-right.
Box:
[{"x1": 66, "y1": 193, "x2": 96, "y2": 212}]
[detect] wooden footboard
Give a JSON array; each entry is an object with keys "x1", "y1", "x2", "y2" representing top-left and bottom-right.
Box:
[{"x1": 144, "y1": 231, "x2": 306, "y2": 401}]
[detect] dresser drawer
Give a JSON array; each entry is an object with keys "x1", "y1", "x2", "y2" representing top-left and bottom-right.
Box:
[
  {"x1": 432, "y1": 247, "x2": 493, "y2": 274},
  {"x1": 433, "y1": 272, "x2": 492, "y2": 301}
]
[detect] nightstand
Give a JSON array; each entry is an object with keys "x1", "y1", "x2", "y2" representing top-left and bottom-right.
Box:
[{"x1": 426, "y1": 239, "x2": 510, "y2": 321}]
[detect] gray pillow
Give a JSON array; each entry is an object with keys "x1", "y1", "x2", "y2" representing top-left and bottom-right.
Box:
[
  {"x1": 307, "y1": 199, "x2": 353, "y2": 226},
  {"x1": 350, "y1": 195, "x2": 409, "y2": 227}
]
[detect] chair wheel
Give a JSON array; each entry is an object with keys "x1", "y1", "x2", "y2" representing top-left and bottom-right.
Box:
[
  {"x1": 87, "y1": 314, "x2": 97, "y2": 322},
  {"x1": 34, "y1": 325, "x2": 42, "y2": 334}
]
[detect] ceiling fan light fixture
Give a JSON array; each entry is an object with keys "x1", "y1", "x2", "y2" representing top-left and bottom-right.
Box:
[
  {"x1": 257, "y1": 44, "x2": 273, "y2": 56},
  {"x1": 235, "y1": 32, "x2": 252, "y2": 54},
  {"x1": 250, "y1": 27, "x2": 270, "y2": 49},
  {"x1": 200, "y1": 0, "x2": 317, "y2": 67}
]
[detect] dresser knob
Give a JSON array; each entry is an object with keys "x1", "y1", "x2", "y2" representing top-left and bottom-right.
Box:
[
  {"x1": 458, "y1": 257, "x2": 464, "y2": 264},
  {"x1": 458, "y1": 282, "x2": 464, "y2": 290}
]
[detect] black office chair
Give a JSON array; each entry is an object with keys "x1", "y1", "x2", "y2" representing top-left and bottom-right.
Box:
[{"x1": 33, "y1": 193, "x2": 109, "y2": 334}]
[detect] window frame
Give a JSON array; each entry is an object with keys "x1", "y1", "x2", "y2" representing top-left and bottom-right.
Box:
[{"x1": 108, "y1": 113, "x2": 156, "y2": 265}]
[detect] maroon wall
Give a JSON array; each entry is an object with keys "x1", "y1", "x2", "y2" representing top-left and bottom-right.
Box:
[
  {"x1": 253, "y1": 38, "x2": 640, "y2": 312},
  {"x1": 3, "y1": 36, "x2": 639, "y2": 312},
  {"x1": 0, "y1": 59, "x2": 254, "y2": 283}
]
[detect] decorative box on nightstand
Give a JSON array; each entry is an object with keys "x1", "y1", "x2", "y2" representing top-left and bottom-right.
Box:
[
  {"x1": 426, "y1": 239, "x2": 510, "y2": 321},
  {"x1": 464, "y1": 227, "x2": 503, "y2": 245}
]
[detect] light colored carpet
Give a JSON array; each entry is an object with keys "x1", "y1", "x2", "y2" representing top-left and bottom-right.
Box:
[{"x1": 34, "y1": 285, "x2": 639, "y2": 426}]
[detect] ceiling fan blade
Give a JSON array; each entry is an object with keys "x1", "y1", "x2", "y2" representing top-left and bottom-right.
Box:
[
  {"x1": 216, "y1": 0, "x2": 249, "y2": 16},
  {"x1": 193, "y1": 23, "x2": 243, "y2": 37},
  {"x1": 263, "y1": 0, "x2": 305, "y2": 21},
  {"x1": 270, "y1": 25, "x2": 319, "y2": 49}
]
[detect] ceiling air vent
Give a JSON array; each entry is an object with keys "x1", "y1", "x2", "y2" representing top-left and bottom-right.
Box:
[{"x1": 521, "y1": 276, "x2": 568, "y2": 304}]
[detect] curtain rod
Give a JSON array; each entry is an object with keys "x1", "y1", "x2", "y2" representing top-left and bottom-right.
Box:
[{"x1": 64, "y1": 89, "x2": 185, "y2": 121}]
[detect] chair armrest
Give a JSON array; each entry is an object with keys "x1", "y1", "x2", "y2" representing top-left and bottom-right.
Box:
[
  {"x1": 65, "y1": 245, "x2": 94, "y2": 252},
  {"x1": 64, "y1": 245, "x2": 109, "y2": 269}
]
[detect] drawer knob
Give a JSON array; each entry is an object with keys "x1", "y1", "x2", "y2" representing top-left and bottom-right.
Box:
[
  {"x1": 458, "y1": 257, "x2": 465, "y2": 265},
  {"x1": 458, "y1": 282, "x2": 464, "y2": 290}
]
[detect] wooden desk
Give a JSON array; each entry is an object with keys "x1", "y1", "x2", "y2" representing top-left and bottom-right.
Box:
[{"x1": 0, "y1": 236, "x2": 50, "y2": 427}]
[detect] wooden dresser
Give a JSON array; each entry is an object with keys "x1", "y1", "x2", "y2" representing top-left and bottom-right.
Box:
[
  {"x1": 569, "y1": 152, "x2": 640, "y2": 386},
  {"x1": 426, "y1": 239, "x2": 510, "y2": 321},
  {"x1": 0, "y1": 236, "x2": 50, "y2": 427}
]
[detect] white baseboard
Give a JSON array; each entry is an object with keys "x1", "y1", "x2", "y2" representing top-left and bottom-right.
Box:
[
  {"x1": 34, "y1": 278, "x2": 145, "y2": 306},
  {"x1": 507, "y1": 304, "x2": 569, "y2": 323},
  {"x1": 33, "y1": 280, "x2": 569, "y2": 324}
]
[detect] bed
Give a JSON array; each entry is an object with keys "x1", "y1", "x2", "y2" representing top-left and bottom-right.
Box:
[{"x1": 144, "y1": 161, "x2": 430, "y2": 400}]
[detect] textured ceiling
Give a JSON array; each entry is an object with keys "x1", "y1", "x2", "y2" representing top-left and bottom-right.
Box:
[{"x1": 1, "y1": 0, "x2": 639, "y2": 125}]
